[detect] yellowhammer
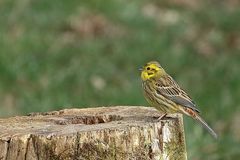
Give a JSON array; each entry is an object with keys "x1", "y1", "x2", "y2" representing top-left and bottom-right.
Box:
[{"x1": 140, "y1": 61, "x2": 217, "y2": 139}]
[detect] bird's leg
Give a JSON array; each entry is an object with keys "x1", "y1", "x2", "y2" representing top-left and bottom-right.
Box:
[{"x1": 157, "y1": 113, "x2": 167, "y2": 121}]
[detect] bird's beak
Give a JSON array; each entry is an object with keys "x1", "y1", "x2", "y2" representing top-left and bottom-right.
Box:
[{"x1": 138, "y1": 67, "x2": 143, "y2": 71}]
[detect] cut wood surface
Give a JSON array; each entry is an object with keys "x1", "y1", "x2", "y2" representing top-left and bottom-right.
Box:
[{"x1": 0, "y1": 106, "x2": 187, "y2": 160}]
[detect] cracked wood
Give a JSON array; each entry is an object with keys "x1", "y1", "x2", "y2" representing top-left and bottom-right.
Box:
[{"x1": 0, "y1": 106, "x2": 187, "y2": 160}]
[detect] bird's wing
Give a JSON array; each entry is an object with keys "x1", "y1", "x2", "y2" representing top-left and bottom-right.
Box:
[{"x1": 156, "y1": 75, "x2": 200, "y2": 113}]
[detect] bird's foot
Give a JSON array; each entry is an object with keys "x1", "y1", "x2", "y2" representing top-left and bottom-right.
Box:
[{"x1": 157, "y1": 113, "x2": 167, "y2": 121}]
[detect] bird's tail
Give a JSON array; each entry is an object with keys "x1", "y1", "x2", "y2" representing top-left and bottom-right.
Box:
[
  {"x1": 182, "y1": 107, "x2": 218, "y2": 139},
  {"x1": 194, "y1": 113, "x2": 218, "y2": 139}
]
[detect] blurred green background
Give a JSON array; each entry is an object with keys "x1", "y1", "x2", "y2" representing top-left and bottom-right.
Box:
[{"x1": 0, "y1": 0, "x2": 240, "y2": 159}]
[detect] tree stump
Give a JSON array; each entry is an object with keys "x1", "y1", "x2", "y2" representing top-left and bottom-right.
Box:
[{"x1": 0, "y1": 106, "x2": 187, "y2": 160}]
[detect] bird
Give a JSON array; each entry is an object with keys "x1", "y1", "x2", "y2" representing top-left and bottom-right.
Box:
[{"x1": 139, "y1": 61, "x2": 217, "y2": 139}]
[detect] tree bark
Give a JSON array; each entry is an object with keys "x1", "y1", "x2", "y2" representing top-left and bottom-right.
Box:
[{"x1": 0, "y1": 106, "x2": 187, "y2": 160}]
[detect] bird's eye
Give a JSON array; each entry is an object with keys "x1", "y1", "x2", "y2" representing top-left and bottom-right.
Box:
[{"x1": 147, "y1": 67, "x2": 150, "y2": 70}]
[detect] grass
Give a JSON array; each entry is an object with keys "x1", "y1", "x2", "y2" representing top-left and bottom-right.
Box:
[{"x1": 1, "y1": 0, "x2": 240, "y2": 159}]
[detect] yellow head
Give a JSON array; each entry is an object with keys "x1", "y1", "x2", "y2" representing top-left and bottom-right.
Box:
[{"x1": 140, "y1": 61, "x2": 166, "y2": 81}]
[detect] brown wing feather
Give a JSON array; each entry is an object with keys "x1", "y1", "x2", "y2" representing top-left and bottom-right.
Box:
[{"x1": 155, "y1": 75, "x2": 200, "y2": 113}]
